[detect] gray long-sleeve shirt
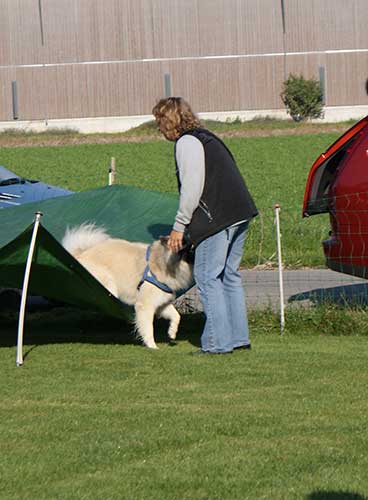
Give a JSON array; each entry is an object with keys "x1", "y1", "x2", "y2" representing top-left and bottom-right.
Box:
[{"x1": 173, "y1": 135, "x2": 205, "y2": 233}]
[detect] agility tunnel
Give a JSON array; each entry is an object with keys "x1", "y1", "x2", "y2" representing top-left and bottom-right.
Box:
[{"x1": 0, "y1": 184, "x2": 179, "y2": 328}]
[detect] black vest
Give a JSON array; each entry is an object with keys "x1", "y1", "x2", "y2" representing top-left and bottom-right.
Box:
[{"x1": 175, "y1": 128, "x2": 258, "y2": 246}]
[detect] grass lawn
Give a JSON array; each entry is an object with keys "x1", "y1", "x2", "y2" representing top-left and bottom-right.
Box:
[
  {"x1": 0, "y1": 308, "x2": 368, "y2": 500},
  {"x1": 1, "y1": 123, "x2": 368, "y2": 499},
  {"x1": 0, "y1": 132, "x2": 337, "y2": 267}
]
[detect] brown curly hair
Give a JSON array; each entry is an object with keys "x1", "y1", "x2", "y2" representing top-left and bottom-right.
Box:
[{"x1": 152, "y1": 97, "x2": 201, "y2": 141}]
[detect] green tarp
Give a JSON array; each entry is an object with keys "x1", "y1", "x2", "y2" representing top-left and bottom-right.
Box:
[{"x1": 0, "y1": 185, "x2": 179, "y2": 320}]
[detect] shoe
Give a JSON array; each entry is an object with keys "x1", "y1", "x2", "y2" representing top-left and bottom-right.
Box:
[
  {"x1": 190, "y1": 349, "x2": 233, "y2": 356},
  {"x1": 234, "y1": 344, "x2": 251, "y2": 350}
]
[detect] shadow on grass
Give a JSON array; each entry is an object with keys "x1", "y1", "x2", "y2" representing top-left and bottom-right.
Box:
[
  {"x1": 0, "y1": 306, "x2": 203, "y2": 349},
  {"x1": 306, "y1": 491, "x2": 367, "y2": 500},
  {"x1": 289, "y1": 282, "x2": 368, "y2": 307}
]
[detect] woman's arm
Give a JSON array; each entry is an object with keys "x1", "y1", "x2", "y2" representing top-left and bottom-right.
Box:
[
  {"x1": 168, "y1": 135, "x2": 205, "y2": 252},
  {"x1": 173, "y1": 135, "x2": 205, "y2": 232}
]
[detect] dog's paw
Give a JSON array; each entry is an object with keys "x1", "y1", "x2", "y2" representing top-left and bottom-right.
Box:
[
  {"x1": 168, "y1": 325, "x2": 178, "y2": 340},
  {"x1": 145, "y1": 343, "x2": 159, "y2": 349}
]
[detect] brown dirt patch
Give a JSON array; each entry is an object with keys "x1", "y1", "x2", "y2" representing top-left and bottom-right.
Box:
[{"x1": 0, "y1": 123, "x2": 349, "y2": 149}]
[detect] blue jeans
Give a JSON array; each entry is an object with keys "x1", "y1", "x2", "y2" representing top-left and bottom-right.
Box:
[{"x1": 194, "y1": 222, "x2": 250, "y2": 353}]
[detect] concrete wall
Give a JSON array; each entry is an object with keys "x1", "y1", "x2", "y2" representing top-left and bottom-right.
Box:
[{"x1": 1, "y1": 0, "x2": 367, "y2": 129}]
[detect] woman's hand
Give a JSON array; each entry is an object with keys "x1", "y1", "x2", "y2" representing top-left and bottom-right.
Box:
[{"x1": 168, "y1": 230, "x2": 184, "y2": 252}]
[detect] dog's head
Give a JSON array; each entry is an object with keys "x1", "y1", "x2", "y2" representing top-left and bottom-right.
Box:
[
  {"x1": 159, "y1": 236, "x2": 194, "y2": 264},
  {"x1": 159, "y1": 235, "x2": 170, "y2": 246},
  {"x1": 149, "y1": 236, "x2": 194, "y2": 291}
]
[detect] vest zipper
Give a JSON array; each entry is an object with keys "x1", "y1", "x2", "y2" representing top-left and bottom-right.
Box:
[{"x1": 199, "y1": 200, "x2": 213, "y2": 222}]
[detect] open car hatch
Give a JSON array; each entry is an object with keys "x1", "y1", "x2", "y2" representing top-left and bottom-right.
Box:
[{"x1": 303, "y1": 116, "x2": 368, "y2": 217}]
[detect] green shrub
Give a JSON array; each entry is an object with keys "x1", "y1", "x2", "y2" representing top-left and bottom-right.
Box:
[{"x1": 281, "y1": 74, "x2": 324, "y2": 122}]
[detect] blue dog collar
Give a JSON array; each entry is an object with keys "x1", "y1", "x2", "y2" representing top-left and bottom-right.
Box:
[{"x1": 137, "y1": 245, "x2": 174, "y2": 294}]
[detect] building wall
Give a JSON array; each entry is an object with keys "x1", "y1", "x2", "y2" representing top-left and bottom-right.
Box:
[{"x1": 0, "y1": 0, "x2": 367, "y2": 122}]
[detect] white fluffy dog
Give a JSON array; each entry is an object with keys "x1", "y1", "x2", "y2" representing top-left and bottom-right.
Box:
[{"x1": 62, "y1": 224, "x2": 193, "y2": 349}]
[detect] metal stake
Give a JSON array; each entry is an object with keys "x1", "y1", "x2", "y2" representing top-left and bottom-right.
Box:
[
  {"x1": 108, "y1": 157, "x2": 116, "y2": 185},
  {"x1": 16, "y1": 212, "x2": 43, "y2": 366},
  {"x1": 274, "y1": 204, "x2": 285, "y2": 333}
]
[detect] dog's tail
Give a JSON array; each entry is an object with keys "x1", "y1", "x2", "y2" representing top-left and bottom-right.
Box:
[{"x1": 62, "y1": 223, "x2": 110, "y2": 257}]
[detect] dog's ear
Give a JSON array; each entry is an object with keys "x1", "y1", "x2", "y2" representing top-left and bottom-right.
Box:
[{"x1": 159, "y1": 235, "x2": 170, "y2": 246}]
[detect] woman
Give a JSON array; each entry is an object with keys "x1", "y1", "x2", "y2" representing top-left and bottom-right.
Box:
[{"x1": 152, "y1": 97, "x2": 258, "y2": 355}]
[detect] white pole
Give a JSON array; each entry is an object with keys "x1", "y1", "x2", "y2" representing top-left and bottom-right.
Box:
[
  {"x1": 16, "y1": 211, "x2": 43, "y2": 366},
  {"x1": 108, "y1": 157, "x2": 116, "y2": 185},
  {"x1": 274, "y1": 204, "x2": 285, "y2": 333}
]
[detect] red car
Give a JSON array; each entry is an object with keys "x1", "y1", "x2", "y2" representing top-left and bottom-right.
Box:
[{"x1": 303, "y1": 115, "x2": 368, "y2": 278}]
